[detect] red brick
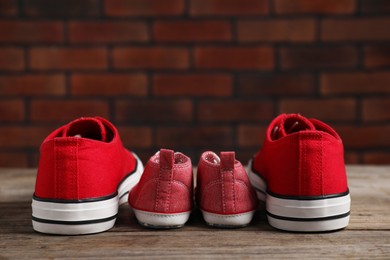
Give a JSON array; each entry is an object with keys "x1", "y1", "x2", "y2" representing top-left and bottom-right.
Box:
[
  {"x1": 321, "y1": 18, "x2": 390, "y2": 41},
  {"x1": 365, "y1": 46, "x2": 390, "y2": 68},
  {"x1": 28, "y1": 153, "x2": 39, "y2": 166},
  {"x1": 237, "y1": 125, "x2": 267, "y2": 147},
  {"x1": 24, "y1": 0, "x2": 99, "y2": 17},
  {"x1": 274, "y1": 0, "x2": 355, "y2": 14},
  {"x1": 153, "y1": 74, "x2": 232, "y2": 96},
  {"x1": 235, "y1": 149, "x2": 258, "y2": 164},
  {"x1": 69, "y1": 21, "x2": 148, "y2": 43},
  {"x1": 361, "y1": 0, "x2": 390, "y2": 14},
  {"x1": 279, "y1": 98, "x2": 356, "y2": 121},
  {"x1": 344, "y1": 152, "x2": 359, "y2": 164},
  {"x1": 195, "y1": 47, "x2": 274, "y2": 70},
  {"x1": 190, "y1": 0, "x2": 268, "y2": 16},
  {"x1": 280, "y1": 46, "x2": 358, "y2": 70},
  {"x1": 321, "y1": 72, "x2": 390, "y2": 95},
  {"x1": 334, "y1": 125, "x2": 390, "y2": 148},
  {"x1": 198, "y1": 100, "x2": 274, "y2": 122},
  {"x1": 156, "y1": 126, "x2": 232, "y2": 148},
  {"x1": 363, "y1": 152, "x2": 390, "y2": 164},
  {"x1": 113, "y1": 47, "x2": 189, "y2": 69},
  {"x1": 0, "y1": 48, "x2": 24, "y2": 71},
  {"x1": 0, "y1": 152, "x2": 29, "y2": 167},
  {"x1": 238, "y1": 19, "x2": 315, "y2": 43},
  {"x1": 0, "y1": 74, "x2": 65, "y2": 96},
  {"x1": 71, "y1": 74, "x2": 148, "y2": 96},
  {"x1": 115, "y1": 99, "x2": 192, "y2": 123},
  {"x1": 153, "y1": 20, "x2": 231, "y2": 42},
  {"x1": 238, "y1": 74, "x2": 314, "y2": 96},
  {"x1": 133, "y1": 151, "x2": 155, "y2": 165},
  {"x1": 30, "y1": 47, "x2": 107, "y2": 70},
  {"x1": 0, "y1": 21, "x2": 63, "y2": 43},
  {"x1": 0, "y1": 126, "x2": 54, "y2": 148},
  {"x1": 362, "y1": 98, "x2": 390, "y2": 122},
  {"x1": 104, "y1": 0, "x2": 184, "y2": 16},
  {"x1": 117, "y1": 127, "x2": 152, "y2": 148},
  {"x1": 0, "y1": 0, "x2": 17, "y2": 15},
  {"x1": 30, "y1": 100, "x2": 109, "y2": 122},
  {"x1": 0, "y1": 100, "x2": 24, "y2": 122}
]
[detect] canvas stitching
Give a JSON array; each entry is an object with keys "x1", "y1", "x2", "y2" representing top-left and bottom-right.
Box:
[{"x1": 221, "y1": 168, "x2": 226, "y2": 213}]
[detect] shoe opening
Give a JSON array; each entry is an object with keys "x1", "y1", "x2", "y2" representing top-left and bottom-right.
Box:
[
  {"x1": 271, "y1": 114, "x2": 315, "y2": 141},
  {"x1": 204, "y1": 152, "x2": 220, "y2": 165},
  {"x1": 63, "y1": 118, "x2": 114, "y2": 142},
  {"x1": 310, "y1": 118, "x2": 341, "y2": 139},
  {"x1": 153, "y1": 150, "x2": 189, "y2": 165},
  {"x1": 174, "y1": 153, "x2": 189, "y2": 164}
]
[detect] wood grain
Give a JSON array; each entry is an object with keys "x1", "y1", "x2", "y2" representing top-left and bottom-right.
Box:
[
  {"x1": 0, "y1": 168, "x2": 35, "y2": 202},
  {"x1": 0, "y1": 166, "x2": 389, "y2": 259}
]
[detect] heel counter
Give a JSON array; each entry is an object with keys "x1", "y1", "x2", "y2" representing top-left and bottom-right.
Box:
[
  {"x1": 35, "y1": 139, "x2": 80, "y2": 200},
  {"x1": 299, "y1": 132, "x2": 348, "y2": 196},
  {"x1": 298, "y1": 133, "x2": 323, "y2": 196}
]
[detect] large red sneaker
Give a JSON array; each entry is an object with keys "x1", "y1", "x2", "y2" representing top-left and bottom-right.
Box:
[
  {"x1": 129, "y1": 149, "x2": 193, "y2": 228},
  {"x1": 197, "y1": 151, "x2": 257, "y2": 227},
  {"x1": 32, "y1": 117, "x2": 144, "y2": 235},
  {"x1": 248, "y1": 114, "x2": 351, "y2": 232}
]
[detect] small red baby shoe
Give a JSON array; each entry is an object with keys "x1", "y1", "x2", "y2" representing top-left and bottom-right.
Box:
[
  {"x1": 32, "y1": 117, "x2": 143, "y2": 235},
  {"x1": 129, "y1": 149, "x2": 193, "y2": 228},
  {"x1": 197, "y1": 151, "x2": 257, "y2": 227},
  {"x1": 248, "y1": 113, "x2": 351, "y2": 232}
]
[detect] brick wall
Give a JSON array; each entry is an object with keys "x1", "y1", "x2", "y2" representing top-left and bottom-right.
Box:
[{"x1": 0, "y1": 0, "x2": 389, "y2": 167}]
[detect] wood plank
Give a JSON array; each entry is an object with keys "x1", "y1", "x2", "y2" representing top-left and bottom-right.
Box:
[
  {"x1": 0, "y1": 202, "x2": 389, "y2": 259},
  {"x1": 0, "y1": 230, "x2": 389, "y2": 259},
  {"x1": 0, "y1": 168, "x2": 35, "y2": 202},
  {"x1": 347, "y1": 166, "x2": 390, "y2": 230},
  {"x1": 0, "y1": 166, "x2": 389, "y2": 258}
]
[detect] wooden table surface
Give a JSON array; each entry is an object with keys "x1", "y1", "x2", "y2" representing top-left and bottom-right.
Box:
[{"x1": 1, "y1": 166, "x2": 389, "y2": 259}]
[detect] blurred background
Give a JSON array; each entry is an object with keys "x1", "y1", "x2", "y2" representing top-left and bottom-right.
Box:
[{"x1": 0, "y1": 0, "x2": 389, "y2": 167}]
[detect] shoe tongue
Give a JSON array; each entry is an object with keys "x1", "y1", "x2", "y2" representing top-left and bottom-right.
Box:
[
  {"x1": 272, "y1": 114, "x2": 315, "y2": 140},
  {"x1": 62, "y1": 117, "x2": 107, "y2": 142}
]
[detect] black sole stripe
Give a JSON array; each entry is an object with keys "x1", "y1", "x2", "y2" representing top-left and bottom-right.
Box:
[
  {"x1": 119, "y1": 191, "x2": 129, "y2": 200},
  {"x1": 252, "y1": 187, "x2": 350, "y2": 201},
  {"x1": 32, "y1": 214, "x2": 118, "y2": 225},
  {"x1": 253, "y1": 186, "x2": 266, "y2": 195},
  {"x1": 267, "y1": 211, "x2": 350, "y2": 222},
  {"x1": 33, "y1": 192, "x2": 118, "y2": 204},
  {"x1": 267, "y1": 189, "x2": 350, "y2": 201}
]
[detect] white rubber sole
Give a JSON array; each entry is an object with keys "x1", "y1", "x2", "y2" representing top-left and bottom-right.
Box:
[
  {"x1": 132, "y1": 209, "x2": 191, "y2": 229},
  {"x1": 201, "y1": 210, "x2": 255, "y2": 228},
  {"x1": 247, "y1": 159, "x2": 351, "y2": 232},
  {"x1": 32, "y1": 153, "x2": 143, "y2": 235},
  {"x1": 32, "y1": 195, "x2": 119, "y2": 235}
]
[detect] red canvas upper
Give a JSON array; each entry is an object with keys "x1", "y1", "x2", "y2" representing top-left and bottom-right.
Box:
[
  {"x1": 129, "y1": 149, "x2": 193, "y2": 214},
  {"x1": 34, "y1": 117, "x2": 137, "y2": 200},
  {"x1": 197, "y1": 151, "x2": 257, "y2": 215},
  {"x1": 252, "y1": 114, "x2": 348, "y2": 197}
]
